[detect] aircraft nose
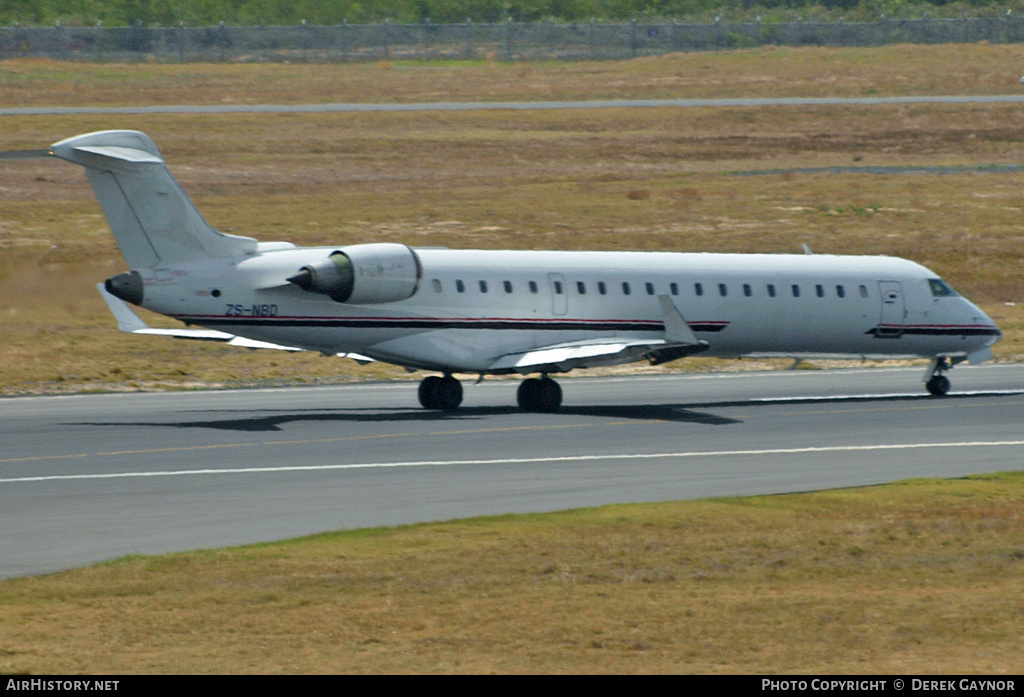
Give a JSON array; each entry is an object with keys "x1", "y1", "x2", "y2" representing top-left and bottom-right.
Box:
[{"x1": 977, "y1": 307, "x2": 1002, "y2": 346}]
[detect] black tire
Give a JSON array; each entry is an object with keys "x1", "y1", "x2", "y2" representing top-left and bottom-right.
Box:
[
  {"x1": 418, "y1": 375, "x2": 443, "y2": 409},
  {"x1": 436, "y1": 376, "x2": 463, "y2": 410},
  {"x1": 926, "y1": 374, "x2": 951, "y2": 396},
  {"x1": 517, "y1": 377, "x2": 562, "y2": 412},
  {"x1": 517, "y1": 378, "x2": 540, "y2": 411},
  {"x1": 535, "y1": 378, "x2": 562, "y2": 413}
]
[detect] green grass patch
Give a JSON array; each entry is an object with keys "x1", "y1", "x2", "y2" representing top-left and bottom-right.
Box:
[{"x1": 2, "y1": 473, "x2": 1023, "y2": 673}]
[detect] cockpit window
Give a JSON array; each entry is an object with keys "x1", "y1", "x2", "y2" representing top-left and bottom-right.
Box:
[{"x1": 928, "y1": 279, "x2": 959, "y2": 297}]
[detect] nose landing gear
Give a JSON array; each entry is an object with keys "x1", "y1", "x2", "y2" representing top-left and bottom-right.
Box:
[{"x1": 924, "y1": 358, "x2": 953, "y2": 396}]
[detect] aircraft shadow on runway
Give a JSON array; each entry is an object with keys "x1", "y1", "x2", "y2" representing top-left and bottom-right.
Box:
[
  {"x1": 64, "y1": 390, "x2": 1019, "y2": 433},
  {"x1": 68, "y1": 404, "x2": 739, "y2": 432}
]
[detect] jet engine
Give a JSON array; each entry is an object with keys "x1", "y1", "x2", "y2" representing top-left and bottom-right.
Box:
[{"x1": 287, "y1": 243, "x2": 421, "y2": 304}]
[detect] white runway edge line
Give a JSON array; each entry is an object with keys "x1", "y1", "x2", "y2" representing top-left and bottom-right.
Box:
[{"x1": 4, "y1": 440, "x2": 1023, "y2": 484}]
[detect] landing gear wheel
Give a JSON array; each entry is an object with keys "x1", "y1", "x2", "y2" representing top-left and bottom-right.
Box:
[
  {"x1": 435, "y1": 375, "x2": 463, "y2": 410},
  {"x1": 926, "y1": 374, "x2": 951, "y2": 397},
  {"x1": 517, "y1": 377, "x2": 562, "y2": 413},
  {"x1": 418, "y1": 375, "x2": 463, "y2": 410},
  {"x1": 418, "y1": 376, "x2": 442, "y2": 409}
]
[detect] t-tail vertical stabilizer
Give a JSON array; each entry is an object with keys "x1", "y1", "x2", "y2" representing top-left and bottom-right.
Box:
[{"x1": 48, "y1": 130, "x2": 257, "y2": 267}]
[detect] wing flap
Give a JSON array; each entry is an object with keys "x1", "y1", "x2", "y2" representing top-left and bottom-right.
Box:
[
  {"x1": 489, "y1": 296, "x2": 709, "y2": 373},
  {"x1": 489, "y1": 338, "x2": 706, "y2": 373}
]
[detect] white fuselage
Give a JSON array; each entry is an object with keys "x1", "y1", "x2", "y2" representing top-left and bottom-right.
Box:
[{"x1": 136, "y1": 248, "x2": 1001, "y2": 374}]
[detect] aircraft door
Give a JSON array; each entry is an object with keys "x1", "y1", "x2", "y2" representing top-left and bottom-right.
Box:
[
  {"x1": 548, "y1": 273, "x2": 567, "y2": 316},
  {"x1": 877, "y1": 281, "x2": 905, "y2": 338}
]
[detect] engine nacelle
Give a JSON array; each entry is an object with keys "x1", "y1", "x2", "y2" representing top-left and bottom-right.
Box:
[{"x1": 287, "y1": 243, "x2": 421, "y2": 304}]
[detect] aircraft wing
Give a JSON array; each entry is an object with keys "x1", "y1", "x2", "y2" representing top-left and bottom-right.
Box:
[
  {"x1": 488, "y1": 337, "x2": 708, "y2": 373},
  {"x1": 489, "y1": 296, "x2": 708, "y2": 373},
  {"x1": 96, "y1": 284, "x2": 374, "y2": 362}
]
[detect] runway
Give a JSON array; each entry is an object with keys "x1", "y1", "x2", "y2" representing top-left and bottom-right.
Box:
[{"x1": 2, "y1": 364, "x2": 1023, "y2": 579}]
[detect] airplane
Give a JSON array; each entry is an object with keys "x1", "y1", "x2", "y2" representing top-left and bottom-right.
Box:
[{"x1": 1, "y1": 130, "x2": 1002, "y2": 411}]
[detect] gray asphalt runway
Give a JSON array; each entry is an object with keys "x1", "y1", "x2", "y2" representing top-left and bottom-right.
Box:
[
  {"x1": 4, "y1": 94, "x2": 1024, "y2": 117},
  {"x1": 2, "y1": 364, "x2": 1023, "y2": 579}
]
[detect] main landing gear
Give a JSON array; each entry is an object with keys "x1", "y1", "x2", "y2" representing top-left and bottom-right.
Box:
[
  {"x1": 418, "y1": 374, "x2": 463, "y2": 410},
  {"x1": 516, "y1": 376, "x2": 563, "y2": 413},
  {"x1": 416, "y1": 374, "x2": 564, "y2": 412},
  {"x1": 924, "y1": 357, "x2": 953, "y2": 397}
]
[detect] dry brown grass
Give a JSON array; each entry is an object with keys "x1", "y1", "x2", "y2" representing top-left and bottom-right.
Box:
[
  {"x1": 2, "y1": 473, "x2": 1023, "y2": 674},
  {"x1": 1, "y1": 46, "x2": 1023, "y2": 395},
  {"x1": 3, "y1": 44, "x2": 1024, "y2": 107}
]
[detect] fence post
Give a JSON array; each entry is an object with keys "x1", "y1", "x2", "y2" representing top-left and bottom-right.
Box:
[
  {"x1": 503, "y1": 15, "x2": 512, "y2": 62},
  {"x1": 383, "y1": 19, "x2": 390, "y2": 59},
  {"x1": 215, "y1": 22, "x2": 225, "y2": 61}
]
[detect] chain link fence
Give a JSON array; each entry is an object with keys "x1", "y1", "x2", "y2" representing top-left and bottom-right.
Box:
[{"x1": 2, "y1": 17, "x2": 1024, "y2": 63}]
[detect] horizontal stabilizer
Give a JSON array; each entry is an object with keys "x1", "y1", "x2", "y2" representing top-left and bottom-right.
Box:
[{"x1": 72, "y1": 145, "x2": 163, "y2": 164}]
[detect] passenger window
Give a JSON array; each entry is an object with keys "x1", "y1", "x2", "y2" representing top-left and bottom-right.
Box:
[
  {"x1": 504, "y1": 281, "x2": 513, "y2": 294},
  {"x1": 719, "y1": 283, "x2": 728, "y2": 297},
  {"x1": 577, "y1": 281, "x2": 586, "y2": 295},
  {"x1": 836, "y1": 285, "x2": 845, "y2": 298},
  {"x1": 622, "y1": 282, "x2": 631, "y2": 296},
  {"x1": 456, "y1": 280, "x2": 465, "y2": 293},
  {"x1": 859, "y1": 285, "x2": 868, "y2": 298},
  {"x1": 479, "y1": 280, "x2": 488, "y2": 293},
  {"x1": 743, "y1": 283, "x2": 752, "y2": 297},
  {"x1": 432, "y1": 279, "x2": 442, "y2": 293},
  {"x1": 767, "y1": 284, "x2": 776, "y2": 298},
  {"x1": 792, "y1": 284, "x2": 801, "y2": 298},
  {"x1": 694, "y1": 283, "x2": 703, "y2": 297},
  {"x1": 598, "y1": 281, "x2": 607, "y2": 295},
  {"x1": 529, "y1": 281, "x2": 538, "y2": 294},
  {"x1": 646, "y1": 282, "x2": 655, "y2": 296},
  {"x1": 816, "y1": 284, "x2": 824, "y2": 298},
  {"x1": 670, "y1": 282, "x2": 678, "y2": 296},
  {"x1": 553, "y1": 281, "x2": 563, "y2": 295}
]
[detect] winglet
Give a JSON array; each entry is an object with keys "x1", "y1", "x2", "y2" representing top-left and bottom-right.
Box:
[
  {"x1": 657, "y1": 295, "x2": 700, "y2": 345},
  {"x1": 95, "y1": 283, "x2": 373, "y2": 361},
  {"x1": 97, "y1": 282, "x2": 234, "y2": 340},
  {"x1": 96, "y1": 282, "x2": 150, "y2": 333}
]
